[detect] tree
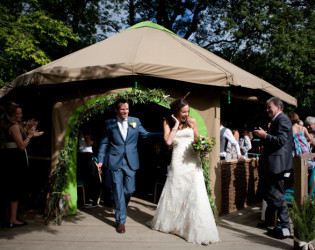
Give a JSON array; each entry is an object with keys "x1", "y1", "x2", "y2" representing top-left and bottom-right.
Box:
[
  {"x1": 105, "y1": 0, "x2": 221, "y2": 40},
  {"x1": 0, "y1": 2, "x2": 80, "y2": 86},
  {"x1": 194, "y1": 0, "x2": 314, "y2": 114}
]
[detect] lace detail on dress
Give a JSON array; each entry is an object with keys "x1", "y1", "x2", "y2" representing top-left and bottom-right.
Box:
[{"x1": 149, "y1": 128, "x2": 220, "y2": 244}]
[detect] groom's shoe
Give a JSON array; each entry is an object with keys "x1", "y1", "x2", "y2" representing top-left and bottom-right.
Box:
[{"x1": 116, "y1": 224, "x2": 125, "y2": 234}]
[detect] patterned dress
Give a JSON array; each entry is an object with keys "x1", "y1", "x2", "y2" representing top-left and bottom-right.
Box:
[{"x1": 293, "y1": 131, "x2": 314, "y2": 169}]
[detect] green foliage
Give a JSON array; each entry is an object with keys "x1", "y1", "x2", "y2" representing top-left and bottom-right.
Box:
[
  {"x1": 201, "y1": 153, "x2": 218, "y2": 222},
  {"x1": 288, "y1": 196, "x2": 315, "y2": 242},
  {"x1": 191, "y1": 135, "x2": 218, "y2": 221},
  {"x1": 37, "y1": 0, "x2": 102, "y2": 46},
  {"x1": 0, "y1": 2, "x2": 80, "y2": 86},
  {"x1": 205, "y1": 0, "x2": 315, "y2": 115}
]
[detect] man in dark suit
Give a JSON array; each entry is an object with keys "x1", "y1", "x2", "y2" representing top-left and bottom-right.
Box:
[
  {"x1": 97, "y1": 98, "x2": 161, "y2": 234},
  {"x1": 254, "y1": 97, "x2": 293, "y2": 239}
]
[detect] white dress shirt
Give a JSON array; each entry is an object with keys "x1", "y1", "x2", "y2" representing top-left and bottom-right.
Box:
[
  {"x1": 220, "y1": 125, "x2": 242, "y2": 158},
  {"x1": 117, "y1": 116, "x2": 128, "y2": 140}
]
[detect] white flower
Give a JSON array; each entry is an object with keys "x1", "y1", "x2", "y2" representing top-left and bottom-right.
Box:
[{"x1": 130, "y1": 120, "x2": 136, "y2": 128}]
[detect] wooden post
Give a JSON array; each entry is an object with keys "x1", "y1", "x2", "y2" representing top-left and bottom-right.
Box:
[{"x1": 294, "y1": 153, "x2": 315, "y2": 209}]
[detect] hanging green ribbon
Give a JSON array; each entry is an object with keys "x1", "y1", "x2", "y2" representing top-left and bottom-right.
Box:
[{"x1": 228, "y1": 90, "x2": 231, "y2": 104}]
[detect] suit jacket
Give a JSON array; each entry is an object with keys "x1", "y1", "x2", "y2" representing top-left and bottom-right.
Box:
[
  {"x1": 97, "y1": 116, "x2": 161, "y2": 171},
  {"x1": 262, "y1": 112, "x2": 293, "y2": 174}
]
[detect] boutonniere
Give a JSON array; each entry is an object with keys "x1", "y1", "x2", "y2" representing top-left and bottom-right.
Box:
[{"x1": 130, "y1": 120, "x2": 136, "y2": 128}]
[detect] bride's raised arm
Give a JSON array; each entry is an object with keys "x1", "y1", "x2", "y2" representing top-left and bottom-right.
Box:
[{"x1": 164, "y1": 116, "x2": 179, "y2": 146}]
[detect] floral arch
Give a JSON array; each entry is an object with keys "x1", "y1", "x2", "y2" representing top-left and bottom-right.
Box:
[{"x1": 46, "y1": 88, "x2": 215, "y2": 225}]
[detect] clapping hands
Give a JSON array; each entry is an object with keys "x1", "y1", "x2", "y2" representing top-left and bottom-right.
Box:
[{"x1": 26, "y1": 118, "x2": 44, "y2": 138}]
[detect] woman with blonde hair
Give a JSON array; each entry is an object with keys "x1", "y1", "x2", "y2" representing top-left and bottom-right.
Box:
[{"x1": 1, "y1": 104, "x2": 43, "y2": 228}]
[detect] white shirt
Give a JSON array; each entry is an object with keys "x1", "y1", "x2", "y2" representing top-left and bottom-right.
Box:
[
  {"x1": 78, "y1": 133, "x2": 93, "y2": 153},
  {"x1": 272, "y1": 111, "x2": 282, "y2": 121},
  {"x1": 117, "y1": 116, "x2": 128, "y2": 140},
  {"x1": 239, "y1": 135, "x2": 252, "y2": 156},
  {"x1": 220, "y1": 125, "x2": 242, "y2": 158}
]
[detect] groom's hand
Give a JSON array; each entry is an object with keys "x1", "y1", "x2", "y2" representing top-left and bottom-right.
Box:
[{"x1": 97, "y1": 163, "x2": 103, "y2": 174}]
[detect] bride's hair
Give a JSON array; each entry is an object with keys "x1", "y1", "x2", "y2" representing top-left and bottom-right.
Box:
[{"x1": 165, "y1": 92, "x2": 191, "y2": 129}]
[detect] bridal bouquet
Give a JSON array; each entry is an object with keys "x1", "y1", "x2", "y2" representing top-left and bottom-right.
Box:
[
  {"x1": 191, "y1": 135, "x2": 218, "y2": 221},
  {"x1": 191, "y1": 135, "x2": 215, "y2": 159}
]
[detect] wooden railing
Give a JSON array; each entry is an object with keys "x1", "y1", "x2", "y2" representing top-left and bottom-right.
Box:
[{"x1": 294, "y1": 153, "x2": 315, "y2": 209}]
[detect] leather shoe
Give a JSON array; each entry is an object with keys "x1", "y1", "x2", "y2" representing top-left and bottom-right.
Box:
[
  {"x1": 267, "y1": 226, "x2": 290, "y2": 239},
  {"x1": 116, "y1": 224, "x2": 125, "y2": 234}
]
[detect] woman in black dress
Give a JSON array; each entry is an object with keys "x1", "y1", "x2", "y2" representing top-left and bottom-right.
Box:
[{"x1": 1, "y1": 104, "x2": 43, "y2": 228}]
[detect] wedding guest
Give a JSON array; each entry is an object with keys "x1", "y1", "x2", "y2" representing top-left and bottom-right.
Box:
[
  {"x1": 232, "y1": 127, "x2": 240, "y2": 141},
  {"x1": 239, "y1": 128, "x2": 252, "y2": 158},
  {"x1": 149, "y1": 95, "x2": 220, "y2": 245},
  {"x1": 254, "y1": 97, "x2": 293, "y2": 239},
  {"x1": 77, "y1": 126, "x2": 101, "y2": 208},
  {"x1": 97, "y1": 98, "x2": 162, "y2": 234},
  {"x1": 1, "y1": 104, "x2": 43, "y2": 228},
  {"x1": 289, "y1": 112, "x2": 312, "y2": 162},
  {"x1": 220, "y1": 122, "x2": 243, "y2": 160},
  {"x1": 305, "y1": 116, "x2": 315, "y2": 133},
  {"x1": 310, "y1": 137, "x2": 315, "y2": 153}
]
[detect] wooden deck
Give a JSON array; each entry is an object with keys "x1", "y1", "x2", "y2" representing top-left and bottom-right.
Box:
[{"x1": 0, "y1": 197, "x2": 293, "y2": 249}]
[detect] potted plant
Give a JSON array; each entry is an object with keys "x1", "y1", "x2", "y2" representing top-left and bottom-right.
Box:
[{"x1": 288, "y1": 197, "x2": 315, "y2": 249}]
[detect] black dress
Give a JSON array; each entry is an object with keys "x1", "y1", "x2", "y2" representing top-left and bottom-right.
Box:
[{"x1": 3, "y1": 127, "x2": 28, "y2": 202}]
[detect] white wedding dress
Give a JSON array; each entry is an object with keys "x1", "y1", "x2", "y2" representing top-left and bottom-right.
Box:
[{"x1": 150, "y1": 128, "x2": 220, "y2": 244}]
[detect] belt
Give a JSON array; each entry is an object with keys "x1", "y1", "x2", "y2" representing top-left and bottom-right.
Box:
[{"x1": 5, "y1": 142, "x2": 18, "y2": 149}]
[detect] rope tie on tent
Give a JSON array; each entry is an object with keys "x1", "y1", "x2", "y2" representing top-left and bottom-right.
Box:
[{"x1": 77, "y1": 87, "x2": 86, "y2": 106}]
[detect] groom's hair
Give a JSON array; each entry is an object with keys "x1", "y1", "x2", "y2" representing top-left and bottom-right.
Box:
[{"x1": 114, "y1": 98, "x2": 129, "y2": 109}]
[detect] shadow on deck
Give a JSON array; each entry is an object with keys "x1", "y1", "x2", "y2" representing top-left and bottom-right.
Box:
[{"x1": 0, "y1": 197, "x2": 293, "y2": 249}]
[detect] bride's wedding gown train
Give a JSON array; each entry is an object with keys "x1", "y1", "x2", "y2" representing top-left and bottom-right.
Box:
[{"x1": 150, "y1": 128, "x2": 220, "y2": 244}]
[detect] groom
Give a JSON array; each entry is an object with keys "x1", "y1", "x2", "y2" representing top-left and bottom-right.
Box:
[{"x1": 97, "y1": 98, "x2": 162, "y2": 233}]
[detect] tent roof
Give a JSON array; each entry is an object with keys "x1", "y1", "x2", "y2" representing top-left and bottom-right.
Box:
[{"x1": 0, "y1": 21, "x2": 297, "y2": 106}]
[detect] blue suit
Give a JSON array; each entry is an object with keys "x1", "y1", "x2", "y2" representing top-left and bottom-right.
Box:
[{"x1": 97, "y1": 116, "x2": 161, "y2": 224}]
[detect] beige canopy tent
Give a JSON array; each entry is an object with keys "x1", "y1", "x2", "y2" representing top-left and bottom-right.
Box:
[
  {"x1": 0, "y1": 21, "x2": 297, "y2": 214},
  {"x1": 0, "y1": 21, "x2": 297, "y2": 106}
]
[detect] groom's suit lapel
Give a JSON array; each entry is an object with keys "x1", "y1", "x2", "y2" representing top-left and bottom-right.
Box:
[
  {"x1": 111, "y1": 117, "x2": 124, "y2": 141},
  {"x1": 125, "y1": 117, "x2": 135, "y2": 142}
]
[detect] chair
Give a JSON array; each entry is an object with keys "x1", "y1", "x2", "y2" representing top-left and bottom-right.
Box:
[
  {"x1": 77, "y1": 180, "x2": 86, "y2": 208},
  {"x1": 285, "y1": 167, "x2": 315, "y2": 202}
]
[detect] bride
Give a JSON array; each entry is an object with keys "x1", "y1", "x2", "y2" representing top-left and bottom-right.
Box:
[{"x1": 149, "y1": 96, "x2": 220, "y2": 245}]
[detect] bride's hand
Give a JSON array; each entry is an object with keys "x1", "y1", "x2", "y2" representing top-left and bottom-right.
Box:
[
  {"x1": 171, "y1": 114, "x2": 179, "y2": 126},
  {"x1": 201, "y1": 152, "x2": 209, "y2": 158}
]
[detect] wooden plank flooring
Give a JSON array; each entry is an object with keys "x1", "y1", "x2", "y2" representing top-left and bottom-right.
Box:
[{"x1": 0, "y1": 197, "x2": 293, "y2": 249}]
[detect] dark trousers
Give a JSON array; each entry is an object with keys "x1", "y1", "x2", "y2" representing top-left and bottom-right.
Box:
[
  {"x1": 263, "y1": 172, "x2": 290, "y2": 229},
  {"x1": 77, "y1": 152, "x2": 101, "y2": 203}
]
